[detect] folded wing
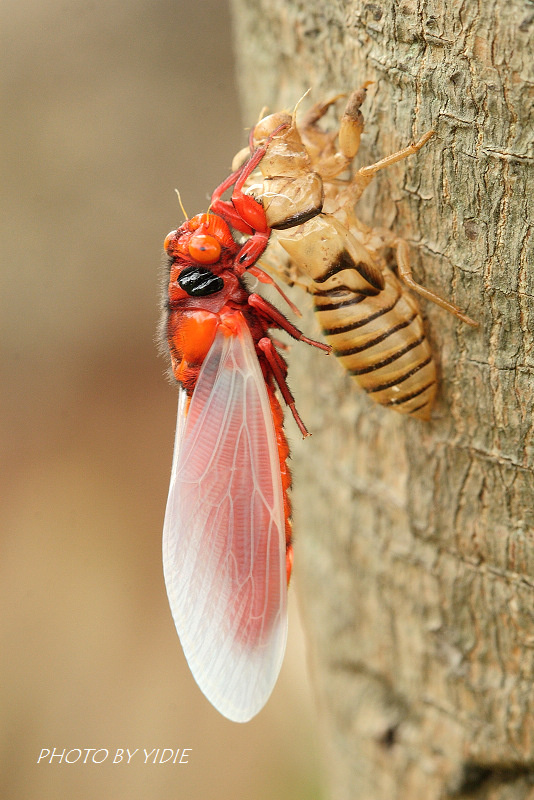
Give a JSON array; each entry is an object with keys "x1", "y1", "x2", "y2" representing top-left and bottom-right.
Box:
[{"x1": 163, "y1": 316, "x2": 287, "y2": 722}]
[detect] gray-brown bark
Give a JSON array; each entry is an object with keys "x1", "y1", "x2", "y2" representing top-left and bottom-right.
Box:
[{"x1": 230, "y1": 1, "x2": 534, "y2": 798}]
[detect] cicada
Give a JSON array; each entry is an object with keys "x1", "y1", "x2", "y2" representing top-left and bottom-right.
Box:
[
  {"x1": 161, "y1": 127, "x2": 330, "y2": 723},
  {"x1": 235, "y1": 87, "x2": 477, "y2": 419}
]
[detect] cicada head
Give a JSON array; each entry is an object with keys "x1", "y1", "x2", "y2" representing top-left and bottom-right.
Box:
[
  {"x1": 164, "y1": 213, "x2": 238, "y2": 267},
  {"x1": 252, "y1": 112, "x2": 311, "y2": 180}
]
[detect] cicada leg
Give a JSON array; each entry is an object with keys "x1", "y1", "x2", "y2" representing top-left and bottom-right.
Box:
[
  {"x1": 352, "y1": 130, "x2": 436, "y2": 203},
  {"x1": 395, "y1": 239, "x2": 478, "y2": 327},
  {"x1": 329, "y1": 130, "x2": 436, "y2": 215},
  {"x1": 299, "y1": 92, "x2": 347, "y2": 129},
  {"x1": 210, "y1": 121, "x2": 290, "y2": 239},
  {"x1": 258, "y1": 336, "x2": 310, "y2": 438},
  {"x1": 357, "y1": 130, "x2": 436, "y2": 179},
  {"x1": 248, "y1": 293, "x2": 331, "y2": 353},
  {"x1": 257, "y1": 250, "x2": 315, "y2": 294},
  {"x1": 299, "y1": 86, "x2": 369, "y2": 179},
  {"x1": 247, "y1": 292, "x2": 331, "y2": 438}
]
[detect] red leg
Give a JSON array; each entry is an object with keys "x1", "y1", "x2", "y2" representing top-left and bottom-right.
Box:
[
  {"x1": 270, "y1": 337, "x2": 289, "y2": 351},
  {"x1": 248, "y1": 293, "x2": 331, "y2": 353},
  {"x1": 209, "y1": 167, "x2": 255, "y2": 235},
  {"x1": 230, "y1": 141, "x2": 276, "y2": 232},
  {"x1": 261, "y1": 334, "x2": 289, "y2": 377},
  {"x1": 286, "y1": 544, "x2": 294, "y2": 586},
  {"x1": 234, "y1": 231, "x2": 271, "y2": 272},
  {"x1": 258, "y1": 337, "x2": 310, "y2": 438},
  {"x1": 209, "y1": 122, "x2": 289, "y2": 237},
  {"x1": 248, "y1": 264, "x2": 302, "y2": 316}
]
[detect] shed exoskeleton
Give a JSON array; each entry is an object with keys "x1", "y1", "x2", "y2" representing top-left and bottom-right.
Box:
[{"x1": 238, "y1": 87, "x2": 477, "y2": 420}]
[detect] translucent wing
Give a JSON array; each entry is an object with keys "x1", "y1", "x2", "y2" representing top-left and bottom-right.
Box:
[{"x1": 163, "y1": 315, "x2": 287, "y2": 722}]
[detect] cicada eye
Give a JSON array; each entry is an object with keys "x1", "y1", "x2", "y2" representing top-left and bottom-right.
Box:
[
  {"x1": 188, "y1": 233, "x2": 222, "y2": 264},
  {"x1": 163, "y1": 230, "x2": 177, "y2": 252}
]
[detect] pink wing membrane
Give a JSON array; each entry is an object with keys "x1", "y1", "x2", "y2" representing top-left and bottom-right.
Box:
[{"x1": 163, "y1": 316, "x2": 287, "y2": 722}]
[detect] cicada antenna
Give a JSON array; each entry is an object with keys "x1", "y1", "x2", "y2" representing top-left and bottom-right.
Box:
[
  {"x1": 174, "y1": 189, "x2": 189, "y2": 222},
  {"x1": 291, "y1": 88, "x2": 311, "y2": 125}
]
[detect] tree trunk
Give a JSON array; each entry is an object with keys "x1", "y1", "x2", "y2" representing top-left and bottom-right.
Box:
[{"x1": 230, "y1": 1, "x2": 534, "y2": 798}]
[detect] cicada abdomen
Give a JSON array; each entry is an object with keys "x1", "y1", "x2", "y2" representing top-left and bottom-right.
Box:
[
  {"x1": 312, "y1": 270, "x2": 437, "y2": 418},
  {"x1": 246, "y1": 88, "x2": 477, "y2": 420}
]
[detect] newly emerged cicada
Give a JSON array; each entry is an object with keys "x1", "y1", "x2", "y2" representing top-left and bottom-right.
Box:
[
  {"x1": 161, "y1": 124, "x2": 330, "y2": 723},
  {"x1": 234, "y1": 87, "x2": 477, "y2": 419}
]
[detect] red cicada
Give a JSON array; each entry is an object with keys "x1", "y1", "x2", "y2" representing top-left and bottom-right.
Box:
[{"x1": 161, "y1": 128, "x2": 330, "y2": 723}]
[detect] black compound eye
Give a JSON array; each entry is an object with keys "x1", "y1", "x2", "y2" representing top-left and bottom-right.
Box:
[{"x1": 178, "y1": 266, "x2": 224, "y2": 297}]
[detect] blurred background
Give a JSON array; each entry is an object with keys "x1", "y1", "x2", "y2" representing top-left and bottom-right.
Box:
[{"x1": 1, "y1": 1, "x2": 324, "y2": 797}]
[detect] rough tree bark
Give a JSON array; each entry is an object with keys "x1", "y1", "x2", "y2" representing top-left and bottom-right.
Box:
[{"x1": 230, "y1": 1, "x2": 534, "y2": 799}]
